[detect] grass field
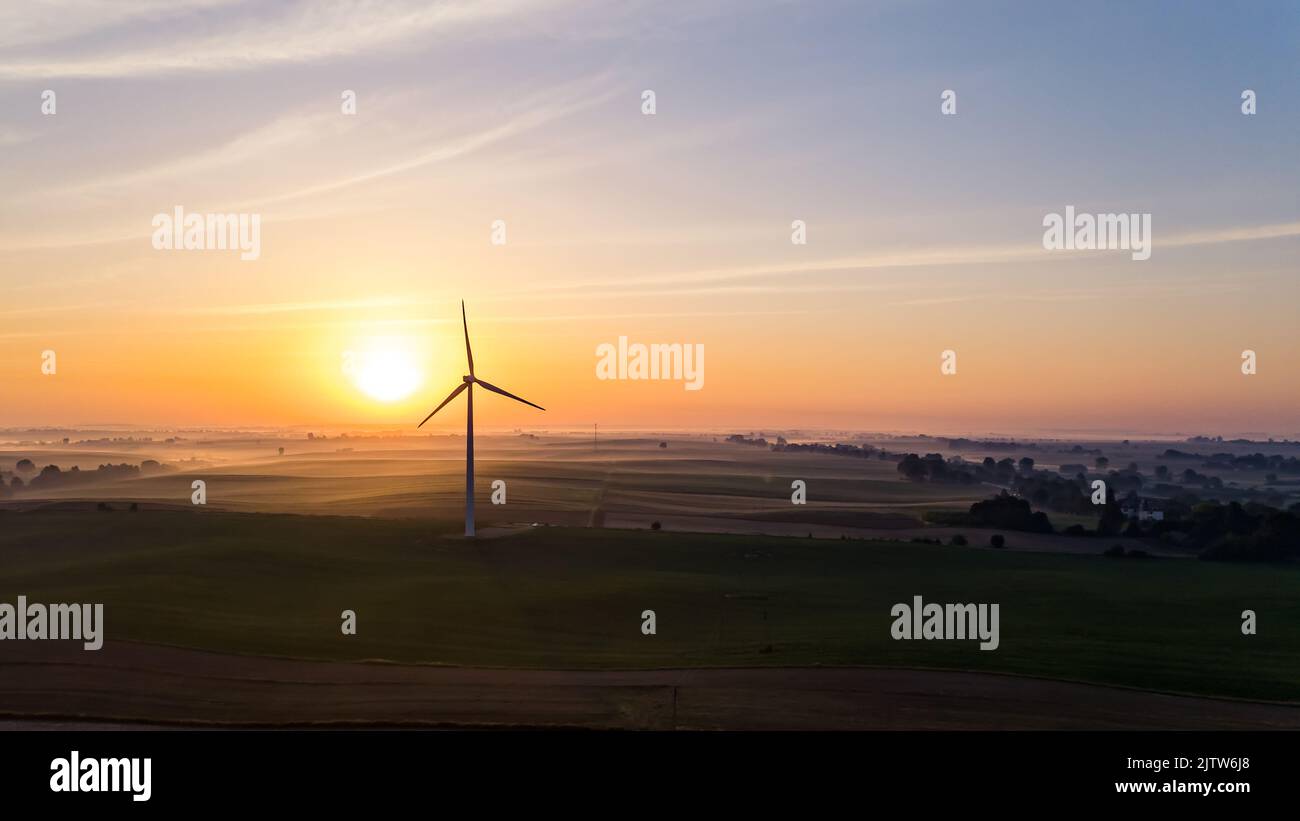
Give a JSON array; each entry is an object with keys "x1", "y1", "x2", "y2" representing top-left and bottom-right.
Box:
[
  {"x1": 0, "y1": 435, "x2": 995, "y2": 521},
  {"x1": 1, "y1": 507, "x2": 1296, "y2": 702}
]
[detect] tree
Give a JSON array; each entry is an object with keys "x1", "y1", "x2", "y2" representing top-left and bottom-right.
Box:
[
  {"x1": 1018, "y1": 457, "x2": 1035, "y2": 474},
  {"x1": 29, "y1": 465, "x2": 63, "y2": 489},
  {"x1": 964, "y1": 493, "x2": 1053, "y2": 533},
  {"x1": 1095, "y1": 456, "x2": 1109, "y2": 469},
  {"x1": 990, "y1": 534, "x2": 1006, "y2": 548},
  {"x1": 15, "y1": 458, "x2": 35, "y2": 474},
  {"x1": 1097, "y1": 486, "x2": 1126, "y2": 537},
  {"x1": 897, "y1": 454, "x2": 928, "y2": 481}
]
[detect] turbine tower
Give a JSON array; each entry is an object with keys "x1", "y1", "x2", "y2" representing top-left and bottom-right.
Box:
[{"x1": 418, "y1": 302, "x2": 544, "y2": 537}]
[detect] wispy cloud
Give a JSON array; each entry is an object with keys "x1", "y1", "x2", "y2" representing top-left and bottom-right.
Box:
[
  {"x1": 181, "y1": 296, "x2": 427, "y2": 317},
  {"x1": 47, "y1": 109, "x2": 343, "y2": 197},
  {"x1": 164, "y1": 308, "x2": 812, "y2": 336},
  {"x1": 886, "y1": 276, "x2": 1253, "y2": 307},
  {"x1": 1164, "y1": 221, "x2": 1300, "y2": 248},
  {"x1": 0, "y1": 125, "x2": 36, "y2": 147},
  {"x1": 507, "y1": 221, "x2": 1300, "y2": 298},
  {"x1": 239, "y1": 81, "x2": 616, "y2": 210},
  {"x1": 0, "y1": 302, "x2": 125, "y2": 318},
  {"x1": 0, "y1": 77, "x2": 613, "y2": 251},
  {"x1": 0, "y1": 0, "x2": 555, "y2": 79},
  {"x1": 0, "y1": 0, "x2": 240, "y2": 50}
]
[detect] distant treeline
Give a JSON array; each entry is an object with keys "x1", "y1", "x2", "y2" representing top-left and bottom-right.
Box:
[
  {"x1": 774, "y1": 441, "x2": 887, "y2": 459},
  {"x1": 945, "y1": 438, "x2": 1034, "y2": 452},
  {"x1": 1187, "y1": 436, "x2": 1299, "y2": 447},
  {"x1": 896, "y1": 450, "x2": 1296, "y2": 506},
  {"x1": 1159, "y1": 449, "x2": 1300, "y2": 473},
  {"x1": 929, "y1": 490, "x2": 1300, "y2": 562},
  {"x1": 896, "y1": 453, "x2": 1032, "y2": 486},
  {"x1": 737, "y1": 435, "x2": 1300, "y2": 480},
  {"x1": 1204, "y1": 453, "x2": 1300, "y2": 473},
  {"x1": 0, "y1": 460, "x2": 172, "y2": 497},
  {"x1": 727, "y1": 434, "x2": 892, "y2": 460}
]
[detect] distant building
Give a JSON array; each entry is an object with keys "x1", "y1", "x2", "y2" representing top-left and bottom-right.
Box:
[{"x1": 1120, "y1": 498, "x2": 1165, "y2": 522}]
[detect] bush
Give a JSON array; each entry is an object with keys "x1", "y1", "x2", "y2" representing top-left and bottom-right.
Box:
[
  {"x1": 950, "y1": 534, "x2": 968, "y2": 546},
  {"x1": 650, "y1": 521, "x2": 661, "y2": 531},
  {"x1": 965, "y1": 493, "x2": 1054, "y2": 534},
  {"x1": 1103, "y1": 544, "x2": 1126, "y2": 558},
  {"x1": 990, "y1": 534, "x2": 1005, "y2": 548}
]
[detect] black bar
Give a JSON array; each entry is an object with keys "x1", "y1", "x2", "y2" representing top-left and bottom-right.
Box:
[{"x1": 1, "y1": 730, "x2": 1283, "y2": 808}]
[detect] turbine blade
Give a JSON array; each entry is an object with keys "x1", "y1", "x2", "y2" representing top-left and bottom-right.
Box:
[
  {"x1": 474, "y1": 378, "x2": 545, "y2": 411},
  {"x1": 462, "y1": 300, "x2": 474, "y2": 376},
  {"x1": 417, "y1": 382, "x2": 468, "y2": 427}
]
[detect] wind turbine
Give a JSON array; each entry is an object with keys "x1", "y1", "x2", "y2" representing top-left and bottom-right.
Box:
[{"x1": 418, "y1": 302, "x2": 544, "y2": 537}]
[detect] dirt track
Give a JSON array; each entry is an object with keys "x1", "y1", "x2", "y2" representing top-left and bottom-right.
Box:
[{"x1": 3, "y1": 640, "x2": 1298, "y2": 730}]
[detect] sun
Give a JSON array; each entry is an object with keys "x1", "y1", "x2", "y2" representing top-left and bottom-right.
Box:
[{"x1": 348, "y1": 338, "x2": 424, "y2": 402}]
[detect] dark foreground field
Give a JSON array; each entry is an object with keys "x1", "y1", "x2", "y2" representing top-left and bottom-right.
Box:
[
  {"x1": 5, "y1": 640, "x2": 1299, "y2": 729},
  {"x1": 1, "y1": 508, "x2": 1297, "y2": 727}
]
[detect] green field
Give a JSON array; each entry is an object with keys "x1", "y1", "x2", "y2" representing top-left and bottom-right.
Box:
[{"x1": 1, "y1": 508, "x2": 1297, "y2": 702}]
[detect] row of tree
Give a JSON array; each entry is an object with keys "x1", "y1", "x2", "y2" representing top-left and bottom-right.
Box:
[
  {"x1": 929, "y1": 489, "x2": 1300, "y2": 562},
  {"x1": 0, "y1": 461, "x2": 172, "y2": 497}
]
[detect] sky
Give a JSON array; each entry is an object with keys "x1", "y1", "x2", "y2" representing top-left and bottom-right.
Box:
[{"x1": 0, "y1": 0, "x2": 1297, "y2": 436}]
